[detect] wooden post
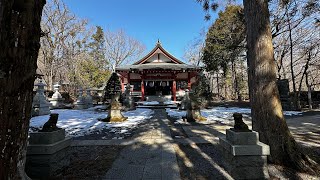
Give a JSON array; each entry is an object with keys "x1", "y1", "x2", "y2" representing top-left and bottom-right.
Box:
[
  {"x1": 172, "y1": 80, "x2": 176, "y2": 101},
  {"x1": 141, "y1": 80, "x2": 145, "y2": 101},
  {"x1": 121, "y1": 77, "x2": 124, "y2": 92},
  {"x1": 188, "y1": 72, "x2": 191, "y2": 90},
  {"x1": 128, "y1": 72, "x2": 131, "y2": 84}
]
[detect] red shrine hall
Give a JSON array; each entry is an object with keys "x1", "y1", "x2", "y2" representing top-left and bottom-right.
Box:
[{"x1": 116, "y1": 41, "x2": 201, "y2": 101}]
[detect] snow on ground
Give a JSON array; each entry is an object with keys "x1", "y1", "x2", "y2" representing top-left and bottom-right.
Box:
[
  {"x1": 166, "y1": 107, "x2": 303, "y2": 125},
  {"x1": 29, "y1": 108, "x2": 153, "y2": 137},
  {"x1": 138, "y1": 101, "x2": 159, "y2": 105},
  {"x1": 164, "y1": 100, "x2": 180, "y2": 105}
]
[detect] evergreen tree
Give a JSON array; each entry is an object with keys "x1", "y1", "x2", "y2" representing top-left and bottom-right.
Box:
[
  {"x1": 104, "y1": 72, "x2": 122, "y2": 101},
  {"x1": 203, "y1": 5, "x2": 246, "y2": 74},
  {"x1": 88, "y1": 26, "x2": 107, "y2": 68}
]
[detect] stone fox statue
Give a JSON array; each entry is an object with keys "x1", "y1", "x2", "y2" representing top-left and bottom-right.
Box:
[{"x1": 40, "y1": 113, "x2": 61, "y2": 132}]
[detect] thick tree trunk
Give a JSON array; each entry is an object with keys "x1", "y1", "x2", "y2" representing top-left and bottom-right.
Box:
[
  {"x1": 243, "y1": 0, "x2": 317, "y2": 173},
  {"x1": 0, "y1": 0, "x2": 45, "y2": 179}
]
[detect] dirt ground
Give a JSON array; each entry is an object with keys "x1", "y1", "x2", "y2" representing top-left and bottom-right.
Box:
[
  {"x1": 174, "y1": 143, "x2": 320, "y2": 180},
  {"x1": 167, "y1": 109, "x2": 320, "y2": 180},
  {"x1": 54, "y1": 146, "x2": 124, "y2": 180}
]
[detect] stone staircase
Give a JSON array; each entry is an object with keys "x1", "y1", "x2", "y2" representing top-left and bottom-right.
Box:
[{"x1": 137, "y1": 95, "x2": 178, "y2": 109}]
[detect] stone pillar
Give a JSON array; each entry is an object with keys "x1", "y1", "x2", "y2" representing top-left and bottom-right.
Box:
[
  {"x1": 85, "y1": 89, "x2": 93, "y2": 108},
  {"x1": 180, "y1": 89, "x2": 189, "y2": 110},
  {"x1": 172, "y1": 80, "x2": 176, "y2": 101},
  {"x1": 32, "y1": 79, "x2": 51, "y2": 116},
  {"x1": 219, "y1": 129, "x2": 270, "y2": 179},
  {"x1": 187, "y1": 72, "x2": 191, "y2": 90},
  {"x1": 141, "y1": 80, "x2": 145, "y2": 101},
  {"x1": 123, "y1": 84, "x2": 135, "y2": 111},
  {"x1": 48, "y1": 83, "x2": 65, "y2": 109},
  {"x1": 74, "y1": 88, "x2": 87, "y2": 109}
]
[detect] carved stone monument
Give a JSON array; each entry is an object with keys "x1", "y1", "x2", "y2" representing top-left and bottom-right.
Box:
[
  {"x1": 179, "y1": 89, "x2": 189, "y2": 110},
  {"x1": 219, "y1": 113, "x2": 270, "y2": 179},
  {"x1": 26, "y1": 113, "x2": 71, "y2": 178},
  {"x1": 32, "y1": 79, "x2": 51, "y2": 116},
  {"x1": 48, "y1": 83, "x2": 65, "y2": 109},
  {"x1": 185, "y1": 91, "x2": 207, "y2": 122},
  {"x1": 85, "y1": 89, "x2": 93, "y2": 108},
  {"x1": 123, "y1": 84, "x2": 135, "y2": 111}
]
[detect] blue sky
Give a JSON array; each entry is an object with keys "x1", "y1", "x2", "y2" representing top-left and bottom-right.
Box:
[{"x1": 65, "y1": 0, "x2": 216, "y2": 61}]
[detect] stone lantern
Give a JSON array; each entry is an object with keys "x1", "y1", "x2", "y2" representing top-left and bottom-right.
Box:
[
  {"x1": 32, "y1": 79, "x2": 51, "y2": 116},
  {"x1": 102, "y1": 72, "x2": 127, "y2": 122},
  {"x1": 49, "y1": 83, "x2": 65, "y2": 109}
]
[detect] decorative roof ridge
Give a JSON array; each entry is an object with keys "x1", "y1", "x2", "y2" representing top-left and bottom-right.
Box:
[{"x1": 133, "y1": 40, "x2": 184, "y2": 65}]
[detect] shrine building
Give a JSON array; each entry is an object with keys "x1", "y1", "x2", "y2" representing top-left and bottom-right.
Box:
[{"x1": 115, "y1": 41, "x2": 201, "y2": 101}]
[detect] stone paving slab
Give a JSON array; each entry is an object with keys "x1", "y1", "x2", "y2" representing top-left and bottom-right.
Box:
[{"x1": 103, "y1": 109, "x2": 181, "y2": 180}]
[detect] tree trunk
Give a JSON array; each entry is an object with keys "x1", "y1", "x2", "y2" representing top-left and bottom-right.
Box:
[
  {"x1": 243, "y1": 0, "x2": 317, "y2": 173},
  {"x1": 0, "y1": 0, "x2": 45, "y2": 179},
  {"x1": 305, "y1": 73, "x2": 312, "y2": 110},
  {"x1": 287, "y1": 10, "x2": 299, "y2": 110}
]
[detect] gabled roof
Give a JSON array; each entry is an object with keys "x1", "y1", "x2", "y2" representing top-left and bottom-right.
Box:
[{"x1": 133, "y1": 40, "x2": 184, "y2": 65}]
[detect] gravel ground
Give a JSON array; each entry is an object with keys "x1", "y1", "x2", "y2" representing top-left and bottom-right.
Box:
[{"x1": 54, "y1": 146, "x2": 124, "y2": 179}]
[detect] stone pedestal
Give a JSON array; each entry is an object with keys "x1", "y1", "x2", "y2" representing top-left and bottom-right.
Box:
[
  {"x1": 74, "y1": 89, "x2": 87, "y2": 109},
  {"x1": 48, "y1": 84, "x2": 65, "y2": 109},
  {"x1": 105, "y1": 101, "x2": 128, "y2": 122},
  {"x1": 26, "y1": 129, "x2": 71, "y2": 178},
  {"x1": 103, "y1": 93, "x2": 127, "y2": 122},
  {"x1": 32, "y1": 79, "x2": 51, "y2": 116},
  {"x1": 219, "y1": 129, "x2": 270, "y2": 179}
]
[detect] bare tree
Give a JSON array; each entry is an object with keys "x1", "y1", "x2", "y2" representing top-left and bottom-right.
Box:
[
  {"x1": 104, "y1": 29, "x2": 145, "y2": 68},
  {"x1": 37, "y1": 0, "x2": 89, "y2": 90}
]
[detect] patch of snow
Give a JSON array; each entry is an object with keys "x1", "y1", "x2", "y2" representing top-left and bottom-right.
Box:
[
  {"x1": 139, "y1": 101, "x2": 159, "y2": 105},
  {"x1": 86, "y1": 105, "x2": 107, "y2": 111},
  {"x1": 29, "y1": 108, "x2": 153, "y2": 137},
  {"x1": 164, "y1": 100, "x2": 179, "y2": 105},
  {"x1": 166, "y1": 107, "x2": 302, "y2": 125},
  {"x1": 166, "y1": 108, "x2": 186, "y2": 119}
]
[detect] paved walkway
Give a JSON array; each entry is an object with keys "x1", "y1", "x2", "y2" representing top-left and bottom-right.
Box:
[{"x1": 103, "y1": 109, "x2": 181, "y2": 180}]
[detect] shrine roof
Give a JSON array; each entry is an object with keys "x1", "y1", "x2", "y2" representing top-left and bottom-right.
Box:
[
  {"x1": 115, "y1": 62, "x2": 200, "y2": 71},
  {"x1": 133, "y1": 40, "x2": 184, "y2": 65},
  {"x1": 116, "y1": 40, "x2": 201, "y2": 71}
]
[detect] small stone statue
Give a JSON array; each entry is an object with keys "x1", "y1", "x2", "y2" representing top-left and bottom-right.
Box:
[
  {"x1": 40, "y1": 113, "x2": 61, "y2": 132},
  {"x1": 232, "y1": 113, "x2": 250, "y2": 132}
]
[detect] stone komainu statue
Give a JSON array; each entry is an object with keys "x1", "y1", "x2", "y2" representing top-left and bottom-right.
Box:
[
  {"x1": 40, "y1": 113, "x2": 61, "y2": 132},
  {"x1": 233, "y1": 113, "x2": 250, "y2": 132}
]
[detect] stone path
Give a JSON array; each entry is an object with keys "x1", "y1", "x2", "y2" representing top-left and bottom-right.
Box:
[{"x1": 103, "y1": 109, "x2": 181, "y2": 180}]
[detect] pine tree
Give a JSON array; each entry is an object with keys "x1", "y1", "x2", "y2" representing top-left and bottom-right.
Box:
[{"x1": 104, "y1": 72, "x2": 121, "y2": 101}]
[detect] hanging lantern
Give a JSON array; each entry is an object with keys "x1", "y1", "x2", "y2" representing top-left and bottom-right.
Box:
[{"x1": 148, "y1": 81, "x2": 154, "y2": 87}]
